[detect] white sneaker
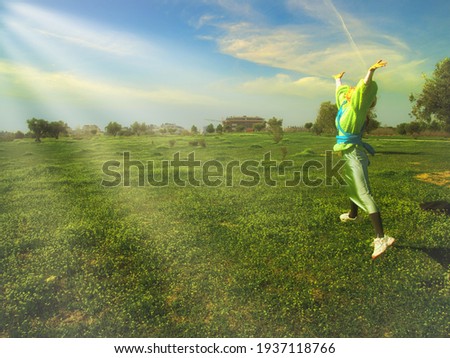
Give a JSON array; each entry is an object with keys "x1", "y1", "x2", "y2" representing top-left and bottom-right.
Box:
[
  {"x1": 340, "y1": 212, "x2": 360, "y2": 222},
  {"x1": 384, "y1": 236, "x2": 395, "y2": 247},
  {"x1": 371, "y1": 236, "x2": 395, "y2": 259}
]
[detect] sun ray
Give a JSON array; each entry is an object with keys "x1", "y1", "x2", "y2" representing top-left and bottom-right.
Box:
[{"x1": 1, "y1": 1, "x2": 221, "y2": 131}]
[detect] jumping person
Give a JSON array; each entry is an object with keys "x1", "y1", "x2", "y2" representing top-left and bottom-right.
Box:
[{"x1": 333, "y1": 60, "x2": 395, "y2": 259}]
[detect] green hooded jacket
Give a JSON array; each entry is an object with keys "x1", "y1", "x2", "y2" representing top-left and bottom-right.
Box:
[{"x1": 334, "y1": 79, "x2": 378, "y2": 152}]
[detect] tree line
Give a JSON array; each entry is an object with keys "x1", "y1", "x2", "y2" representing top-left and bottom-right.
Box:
[
  {"x1": 26, "y1": 118, "x2": 69, "y2": 142},
  {"x1": 0, "y1": 118, "x2": 281, "y2": 142}
]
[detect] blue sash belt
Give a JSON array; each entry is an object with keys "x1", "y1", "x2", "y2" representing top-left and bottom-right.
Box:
[{"x1": 335, "y1": 101, "x2": 375, "y2": 155}]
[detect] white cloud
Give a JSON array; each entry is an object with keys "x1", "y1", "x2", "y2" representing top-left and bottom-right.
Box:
[
  {"x1": 216, "y1": 23, "x2": 312, "y2": 69},
  {"x1": 192, "y1": 14, "x2": 223, "y2": 29},
  {"x1": 241, "y1": 73, "x2": 331, "y2": 98},
  {"x1": 198, "y1": 0, "x2": 425, "y2": 92},
  {"x1": 0, "y1": 60, "x2": 218, "y2": 106}
]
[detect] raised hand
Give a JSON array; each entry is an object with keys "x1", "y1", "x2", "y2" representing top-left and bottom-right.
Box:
[
  {"x1": 369, "y1": 60, "x2": 387, "y2": 71},
  {"x1": 333, "y1": 71, "x2": 345, "y2": 79}
]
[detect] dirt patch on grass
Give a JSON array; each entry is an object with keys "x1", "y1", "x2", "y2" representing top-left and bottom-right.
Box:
[{"x1": 415, "y1": 171, "x2": 450, "y2": 187}]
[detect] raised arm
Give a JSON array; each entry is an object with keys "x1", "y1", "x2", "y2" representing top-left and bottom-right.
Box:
[
  {"x1": 333, "y1": 71, "x2": 345, "y2": 89},
  {"x1": 364, "y1": 60, "x2": 387, "y2": 84}
]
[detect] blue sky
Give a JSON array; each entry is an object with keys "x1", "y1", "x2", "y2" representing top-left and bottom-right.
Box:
[{"x1": 1, "y1": 0, "x2": 449, "y2": 132}]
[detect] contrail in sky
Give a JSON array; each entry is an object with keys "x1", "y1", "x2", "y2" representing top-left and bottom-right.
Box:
[{"x1": 325, "y1": 0, "x2": 366, "y2": 68}]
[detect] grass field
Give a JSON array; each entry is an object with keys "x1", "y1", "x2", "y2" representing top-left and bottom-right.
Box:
[{"x1": 0, "y1": 132, "x2": 449, "y2": 337}]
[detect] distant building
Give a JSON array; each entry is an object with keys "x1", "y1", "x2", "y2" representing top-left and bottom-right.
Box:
[{"x1": 223, "y1": 116, "x2": 265, "y2": 132}]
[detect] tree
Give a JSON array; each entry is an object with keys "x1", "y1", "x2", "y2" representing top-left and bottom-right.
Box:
[
  {"x1": 27, "y1": 118, "x2": 48, "y2": 142},
  {"x1": 396, "y1": 121, "x2": 424, "y2": 136},
  {"x1": 191, "y1": 125, "x2": 198, "y2": 135},
  {"x1": 365, "y1": 108, "x2": 380, "y2": 134},
  {"x1": 304, "y1": 122, "x2": 313, "y2": 130},
  {"x1": 365, "y1": 118, "x2": 380, "y2": 133},
  {"x1": 235, "y1": 125, "x2": 246, "y2": 132},
  {"x1": 205, "y1": 123, "x2": 215, "y2": 134},
  {"x1": 105, "y1": 121, "x2": 122, "y2": 137},
  {"x1": 216, "y1": 124, "x2": 223, "y2": 134},
  {"x1": 119, "y1": 127, "x2": 133, "y2": 136},
  {"x1": 223, "y1": 123, "x2": 233, "y2": 133},
  {"x1": 0, "y1": 131, "x2": 15, "y2": 141},
  {"x1": 407, "y1": 121, "x2": 425, "y2": 136},
  {"x1": 313, "y1": 101, "x2": 337, "y2": 135},
  {"x1": 410, "y1": 57, "x2": 450, "y2": 132},
  {"x1": 131, "y1": 121, "x2": 147, "y2": 136},
  {"x1": 429, "y1": 120, "x2": 442, "y2": 132},
  {"x1": 396, "y1": 123, "x2": 408, "y2": 135},
  {"x1": 47, "y1": 121, "x2": 68, "y2": 139},
  {"x1": 266, "y1": 117, "x2": 284, "y2": 143},
  {"x1": 253, "y1": 122, "x2": 266, "y2": 132}
]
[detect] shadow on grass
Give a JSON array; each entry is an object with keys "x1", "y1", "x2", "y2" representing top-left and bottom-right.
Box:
[
  {"x1": 419, "y1": 201, "x2": 450, "y2": 216},
  {"x1": 377, "y1": 151, "x2": 424, "y2": 155},
  {"x1": 395, "y1": 245, "x2": 450, "y2": 267}
]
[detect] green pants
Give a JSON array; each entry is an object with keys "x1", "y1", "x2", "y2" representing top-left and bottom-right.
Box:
[{"x1": 342, "y1": 146, "x2": 379, "y2": 214}]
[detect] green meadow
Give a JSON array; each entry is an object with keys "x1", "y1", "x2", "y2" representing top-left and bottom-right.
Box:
[{"x1": 0, "y1": 132, "x2": 449, "y2": 337}]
